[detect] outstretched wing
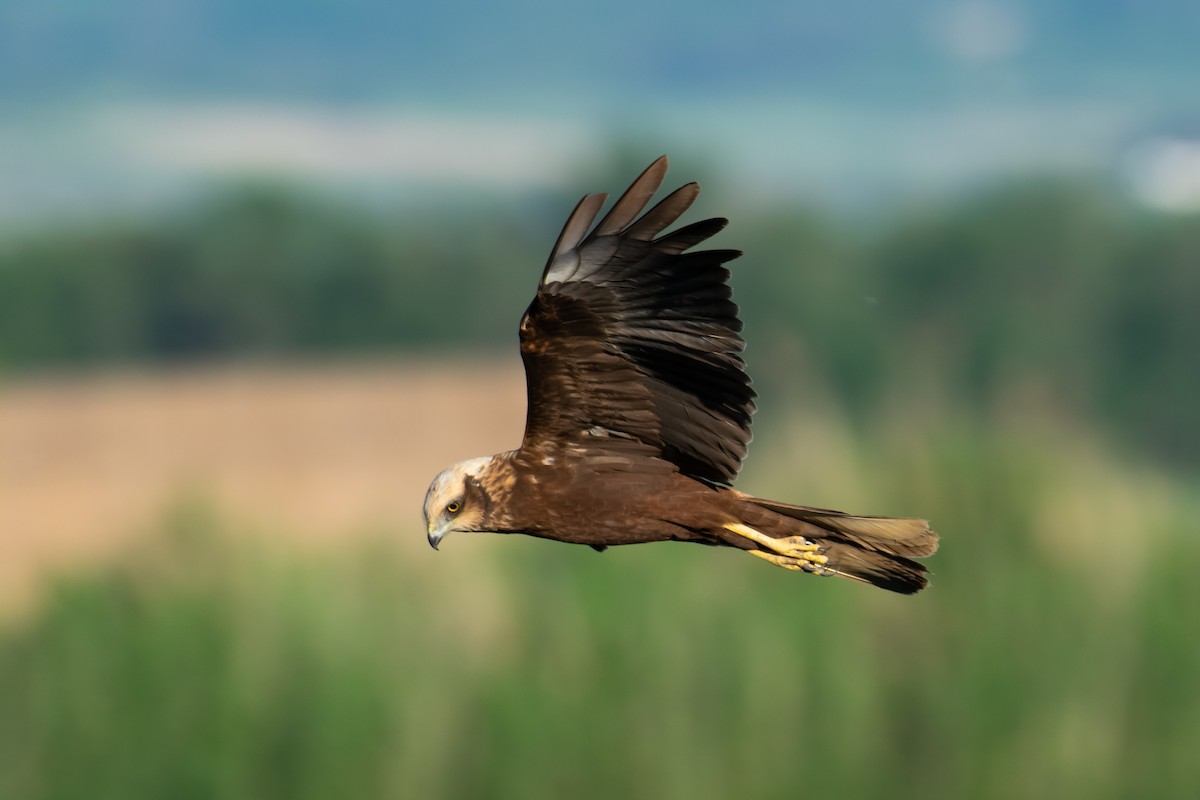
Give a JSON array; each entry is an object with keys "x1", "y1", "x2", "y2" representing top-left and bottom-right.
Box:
[{"x1": 516, "y1": 156, "x2": 756, "y2": 486}]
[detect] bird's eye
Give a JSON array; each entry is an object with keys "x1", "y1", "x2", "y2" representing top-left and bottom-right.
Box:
[{"x1": 446, "y1": 501, "x2": 461, "y2": 514}]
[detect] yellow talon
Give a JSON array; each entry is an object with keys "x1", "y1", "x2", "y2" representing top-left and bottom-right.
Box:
[{"x1": 726, "y1": 522, "x2": 832, "y2": 574}]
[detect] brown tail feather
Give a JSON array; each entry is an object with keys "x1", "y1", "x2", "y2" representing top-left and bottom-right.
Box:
[
  {"x1": 751, "y1": 498, "x2": 939, "y2": 558},
  {"x1": 817, "y1": 543, "x2": 930, "y2": 594},
  {"x1": 749, "y1": 497, "x2": 939, "y2": 594}
]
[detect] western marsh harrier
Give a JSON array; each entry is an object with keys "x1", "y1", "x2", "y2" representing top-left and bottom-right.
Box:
[{"x1": 423, "y1": 157, "x2": 937, "y2": 593}]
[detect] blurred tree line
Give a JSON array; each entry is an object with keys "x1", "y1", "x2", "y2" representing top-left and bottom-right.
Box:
[{"x1": 0, "y1": 175, "x2": 1196, "y2": 469}]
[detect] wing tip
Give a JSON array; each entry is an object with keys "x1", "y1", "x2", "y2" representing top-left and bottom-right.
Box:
[
  {"x1": 548, "y1": 191, "x2": 608, "y2": 263},
  {"x1": 594, "y1": 156, "x2": 672, "y2": 236}
]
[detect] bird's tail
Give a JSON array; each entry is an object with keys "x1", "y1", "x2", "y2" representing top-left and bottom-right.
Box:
[{"x1": 749, "y1": 498, "x2": 939, "y2": 594}]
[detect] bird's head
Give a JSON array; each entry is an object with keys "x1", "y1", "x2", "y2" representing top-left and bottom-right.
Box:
[{"x1": 422, "y1": 456, "x2": 492, "y2": 550}]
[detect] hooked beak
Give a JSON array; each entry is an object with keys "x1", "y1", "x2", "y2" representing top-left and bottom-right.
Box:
[{"x1": 427, "y1": 520, "x2": 448, "y2": 551}]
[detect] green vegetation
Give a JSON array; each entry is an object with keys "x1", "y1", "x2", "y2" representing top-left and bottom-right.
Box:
[
  {"x1": 0, "y1": 188, "x2": 537, "y2": 362},
  {"x1": 2, "y1": 422, "x2": 1197, "y2": 800}
]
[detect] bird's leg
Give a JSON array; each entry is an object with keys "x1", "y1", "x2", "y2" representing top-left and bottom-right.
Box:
[{"x1": 724, "y1": 522, "x2": 833, "y2": 575}]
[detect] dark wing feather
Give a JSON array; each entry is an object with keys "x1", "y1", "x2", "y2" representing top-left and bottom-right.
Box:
[{"x1": 517, "y1": 156, "x2": 756, "y2": 486}]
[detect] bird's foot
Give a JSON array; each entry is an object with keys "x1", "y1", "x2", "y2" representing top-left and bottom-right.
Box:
[
  {"x1": 770, "y1": 535, "x2": 824, "y2": 557},
  {"x1": 724, "y1": 523, "x2": 832, "y2": 575},
  {"x1": 748, "y1": 549, "x2": 833, "y2": 575}
]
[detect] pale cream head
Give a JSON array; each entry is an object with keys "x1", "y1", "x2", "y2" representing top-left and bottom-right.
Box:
[{"x1": 423, "y1": 456, "x2": 492, "y2": 549}]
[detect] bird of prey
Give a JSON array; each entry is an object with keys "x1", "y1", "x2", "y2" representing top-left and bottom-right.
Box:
[{"x1": 423, "y1": 156, "x2": 937, "y2": 593}]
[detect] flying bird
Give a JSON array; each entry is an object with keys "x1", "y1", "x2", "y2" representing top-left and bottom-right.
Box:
[{"x1": 423, "y1": 157, "x2": 938, "y2": 593}]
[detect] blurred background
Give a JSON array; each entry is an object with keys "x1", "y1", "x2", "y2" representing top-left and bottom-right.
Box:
[{"x1": 2, "y1": 1, "x2": 1198, "y2": 798}]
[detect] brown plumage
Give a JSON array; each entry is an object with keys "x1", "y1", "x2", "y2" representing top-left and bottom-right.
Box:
[{"x1": 423, "y1": 157, "x2": 938, "y2": 594}]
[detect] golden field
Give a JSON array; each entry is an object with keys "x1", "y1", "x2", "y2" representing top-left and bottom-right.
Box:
[{"x1": 0, "y1": 357, "x2": 530, "y2": 612}]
